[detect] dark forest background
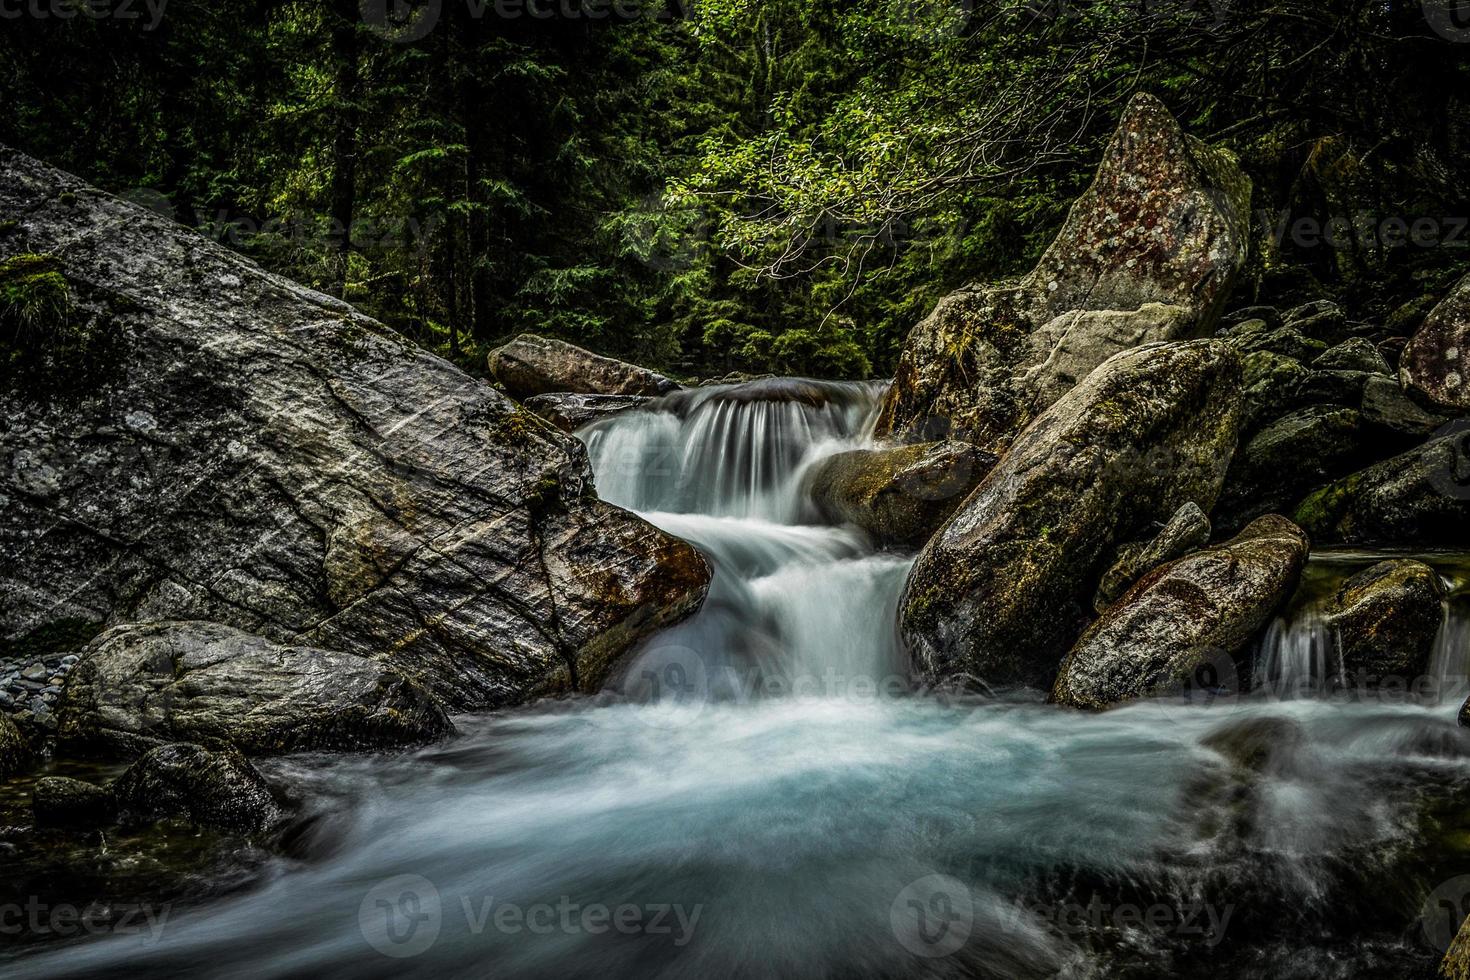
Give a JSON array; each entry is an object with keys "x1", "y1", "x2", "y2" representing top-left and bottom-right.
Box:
[{"x1": 3, "y1": 0, "x2": 1468, "y2": 380}]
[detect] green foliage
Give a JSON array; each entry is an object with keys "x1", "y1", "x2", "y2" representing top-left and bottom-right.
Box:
[
  {"x1": 0, "y1": 253, "x2": 70, "y2": 345},
  {"x1": 0, "y1": 0, "x2": 1465, "y2": 383}
]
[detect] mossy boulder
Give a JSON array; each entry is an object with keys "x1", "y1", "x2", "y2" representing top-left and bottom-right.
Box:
[
  {"x1": 875, "y1": 93, "x2": 1250, "y2": 451},
  {"x1": 804, "y1": 441, "x2": 996, "y2": 549},
  {"x1": 0, "y1": 712, "x2": 29, "y2": 777},
  {"x1": 57, "y1": 621, "x2": 456, "y2": 758},
  {"x1": 1324, "y1": 560, "x2": 1444, "y2": 682},
  {"x1": 112, "y1": 743, "x2": 283, "y2": 834},
  {"x1": 1402, "y1": 271, "x2": 1470, "y2": 412},
  {"x1": 899, "y1": 339, "x2": 1244, "y2": 689},
  {"x1": 1294, "y1": 434, "x2": 1470, "y2": 546},
  {"x1": 32, "y1": 776, "x2": 118, "y2": 829},
  {"x1": 1052, "y1": 515, "x2": 1307, "y2": 710}
]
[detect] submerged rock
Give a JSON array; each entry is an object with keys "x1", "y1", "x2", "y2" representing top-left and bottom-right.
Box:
[
  {"x1": 1092, "y1": 501, "x2": 1211, "y2": 612},
  {"x1": 0, "y1": 713, "x2": 28, "y2": 777},
  {"x1": 524, "y1": 392, "x2": 652, "y2": 432},
  {"x1": 1324, "y1": 560, "x2": 1445, "y2": 681},
  {"x1": 57, "y1": 621, "x2": 454, "y2": 757},
  {"x1": 1052, "y1": 516, "x2": 1307, "y2": 710},
  {"x1": 0, "y1": 146, "x2": 710, "y2": 712},
  {"x1": 899, "y1": 339, "x2": 1244, "y2": 689},
  {"x1": 111, "y1": 743, "x2": 283, "y2": 834},
  {"x1": 1294, "y1": 432, "x2": 1470, "y2": 546},
  {"x1": 875, "y1": 93, "x2": 1250, "y2": 450},
  {"x1": 488, "y1": 333, "x2": 681, "y2": 399},
  {"x1": 803, "y1": 441, "x2": 996, "y2": 549},
  {"x1": 1401, "y1": 271, "x2": 1470, "y2": 411},
  {"x1": 31, "y1": 776, "x2": 117, "y2": 829}
]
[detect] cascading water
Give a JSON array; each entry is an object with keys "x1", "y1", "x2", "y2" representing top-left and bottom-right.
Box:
[{"x1": 10, "y1": 378, "x2": 1470, "y2": 980}]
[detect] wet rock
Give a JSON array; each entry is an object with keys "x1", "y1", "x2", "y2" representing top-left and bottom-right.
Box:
[
  {"x1": 1360, "y1": 375, "x2": 1448, "y2": 438},
  {"x1": 524, "y1": 392, "x2": 652, "y2": 432},
  {"x1": 899, "y1": 339, "x2": 1244, "y2": 689},
  {"x1": 1294, "y1": 432, "x2": 1470, "y2": 546},
  {"x1": 1221, "y1": 306, "x2": 1281, "y2": 330},
  {"x1": 488, "y1": 333, "x2": 681, "y2": 399},
  {"x1": 1093, "y1": 501, "x2": 1211, "y2": 612},
  {"x1": 0, "y1": 714, "x2": 28, "y2": 777},
  {"x1": 1226, "y1": 325, "x2": 1329, "y2": 363},
  {"x1": 112, "y1": 743, "x2": 283, "y2": 834},
  {"x1": 0, "y1": 147, "x2": 710, "y2": 712},
  {"x1": 1236, "y1": 350, "x2": 1367, "y2": 435},
  {"x1": 57, "y1": 621, "x2": 455, "y2": 758},
  {"x1": 1281, "y1": 300, "x2": 1350, "y2": 344},
  {"x1": 1214, "y1": 406, "x2": 1374, "y2": 532},
  {"x1": 31, "y1": 776, "x2": 117, "y2": 829},
  {"x1": 1199, "y1": 716, "x2": 1305, "y2": 774},
  {"x1": 1324, "y1": 560, "x2": 1445, "y2": 681},
  {"x1": 1313, "y1": 338, "x2": 1391, "y2": 376},
  {"x1": 804, "y1": 441, "x2": 997, "y2": 549},
  {"x1": 875, "y1": 93, "x2": 1250, "y2": 451},
  {"x1": 1401, "y1": 271, "x2": 1470, "y2": 411},
  {"x1": 1052, "y1": 516, "x2": 1307, "y2": 709}
]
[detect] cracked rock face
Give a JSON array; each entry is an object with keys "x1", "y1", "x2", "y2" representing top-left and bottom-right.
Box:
[
  {"x1": 489, "y1": 333, "x2": 682, "y2": 399},
  {"x1": 875, "y1": 93, "x2": 1250, "y2": 452},
  {"x1": 0, "y1": 146, "x2": 710, "y2": 713}
]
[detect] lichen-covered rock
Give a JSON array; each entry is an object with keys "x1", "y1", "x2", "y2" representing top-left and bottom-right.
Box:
[
  {"x1": 111, "y1": 742, "x2": 283, "y2": 834},
  {"x1": 31, "y1": 776, "x2": 117, "y2": 829},
  {"x1": 1445, "y1": 910, "x2": 1470, "y2": 980},
  {"x1": 57, "y1": 621, "x2": 454, "y2": 757},
  {"x1": 1294, "y1": 433, "x2": 1470, "y2": 546},
  {"x1": 1226, "y1": 324, "x2": 1329, "y2": 363},
  {"x1": 0, "y1": 713, "x2": 28, "y2": 777},
  {"x1": 1092, "y1": 501, "x2": 1211, "y2": 612},
  {"x1": 1213, "y1": 406, "x2": 1374, "y2": 532},
  {"x1": 1324, "y1": 560, "x2": 1445, "y2": 680},
  {"x1": 1360, "y1": 375, "x2": 1447, "y2": 438},
  {"x1": 489, "y1": 333, "x2": 681, "y2": 399},
  {"x1": 1052, "y1": 516, "x2": 1308, "y2": 710},
  {"x1": 803, "y1": 441, "x2": 996, "y2": 549},
  {"x1": 524, "y1": 392, "x2": 652, "y2": 432},
  {"x1": 875, "y1": 93, "x2": 1250, "y2": 450},
  {"x1": 1402, "y1": 271, "x2": 1470, "y2": 411},
  {"x1": 0, "y1": 146, "x2": 710, "y2": 711},
  {"x1": 899, "y1": 339, "x2": 1244, "y2": 689},
  {"x1": 1313, "y1": 338, "x2": 1391, "y2": 376}
]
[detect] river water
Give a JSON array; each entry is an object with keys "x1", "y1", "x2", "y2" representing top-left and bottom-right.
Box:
[{"x1": 9, "y1": 378, "x2": 1470, "y2": 979}]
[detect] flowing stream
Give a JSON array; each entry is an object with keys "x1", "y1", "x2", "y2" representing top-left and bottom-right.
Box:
[{"x1": 9, "y1": 378, "x2": 1470, "y2": 979}]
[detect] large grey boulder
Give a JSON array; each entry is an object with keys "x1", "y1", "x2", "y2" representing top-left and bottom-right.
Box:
[
  {"x1": 112, "y1": 742, "x2": 283, "y2": 834},
  {"x1": 489, "y1": 333, "x2": 682, "y2": 399},
  {"x1": 899, "y1": 339, "x2": 1244, "y2": 689},
  {"x1": 1324, "y1": 560, "x2": 1445, "y2": 682},
  {"x1": 0, "y1": 146, "x2": 710, "y2": 711},
  {"x1": 875, "y1": 93, "x2": 1250, "y2": 451},
  {"x1": 1401, "y1": 271, "x2": 1470, "y2": 411},
  {"x1": 57, "y1": 621, "x2": 454, "y2": 757},
  {"x1": 803, "y1": 441, "x2": 996, "y2": 549},
  {"x1": 1294, "y1": 432, "x2": 1470, "y2": 546},
  {"x1": 1052, "y1": 515, "x2": 1308, "y2": 710}
]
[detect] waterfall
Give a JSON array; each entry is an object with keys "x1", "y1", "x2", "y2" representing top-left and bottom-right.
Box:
[{"x1": 582, "y1": 377, "x2": 912, "y2": 702}]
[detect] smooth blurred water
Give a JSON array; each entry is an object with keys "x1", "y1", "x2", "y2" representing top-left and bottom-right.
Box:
[{"x1": 11, "y1": 378, "x2": 1470, "y2": 979}]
